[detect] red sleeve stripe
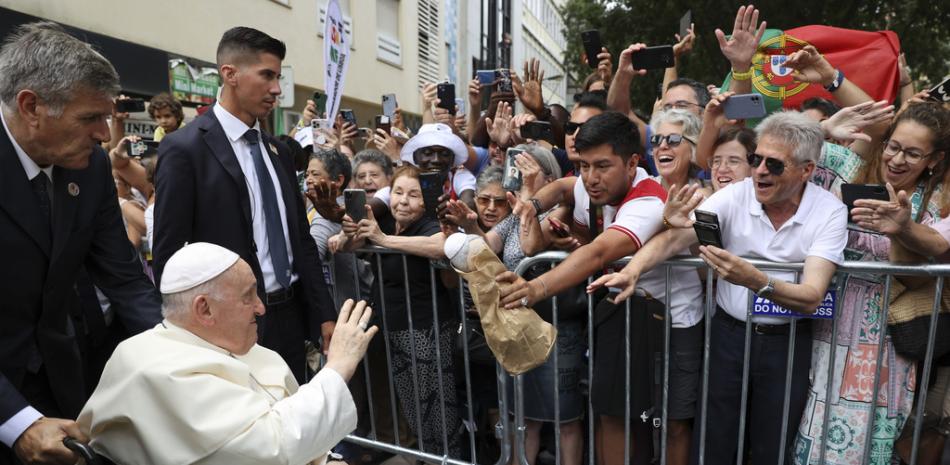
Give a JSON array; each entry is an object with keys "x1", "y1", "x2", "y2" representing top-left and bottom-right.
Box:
[{"x1": 607, "y1": 224, "x2": 642, "y2": 248}]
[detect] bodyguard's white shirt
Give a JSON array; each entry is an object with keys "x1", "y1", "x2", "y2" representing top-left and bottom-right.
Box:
[
  {"x1": 697, "y1": 178, "x2": 847, "y2": 324},
  {"x1": 213, "y1": 104, "x2": 296, "y2": 292}
]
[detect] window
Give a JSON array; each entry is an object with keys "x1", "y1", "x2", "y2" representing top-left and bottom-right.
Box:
[
  {"x1": 417, "y1": 0, "x2": 441, "y2": 87},
  {"x1": 376, "y1": 0, "x2": 401, "y2": 65}
]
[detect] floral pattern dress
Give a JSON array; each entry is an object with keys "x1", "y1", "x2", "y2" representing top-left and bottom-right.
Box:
[{"x1": 792, "y1": 144, "x2": 943, "y2": 465}]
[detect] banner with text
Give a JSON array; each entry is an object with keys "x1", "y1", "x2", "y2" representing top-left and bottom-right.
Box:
[
  {"x1": 169, "y1": 58, "x2": 219, "y2": 104},
  {"x1": 751, "y1": 290, "x2": 836, "y2": 319},
  {"x1": 323, "y1": 0, "x2": 350, "y2": 121}
]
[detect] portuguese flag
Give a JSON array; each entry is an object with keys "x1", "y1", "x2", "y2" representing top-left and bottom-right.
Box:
[{"x1": 721, "y1": 26, "x2": 901, "y2": 115}]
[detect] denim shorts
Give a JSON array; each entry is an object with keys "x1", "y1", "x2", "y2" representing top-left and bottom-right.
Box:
[{"x1": 506, "y1": 320, "x2": 585, "y2": 423}]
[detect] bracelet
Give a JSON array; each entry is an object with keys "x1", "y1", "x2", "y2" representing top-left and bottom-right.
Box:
[
  {"x1": 662, "y1": 215, "x2": 673, "y2": 229},
  {"x1": 537, "y1": 276, "x2": 549, "y2": 299},
  {"x1": 731, "y1": 68, "x2": 754, "y2": 81},
  {"x1": 824, "y1": 69, "x2": 845, "y2": 93}
]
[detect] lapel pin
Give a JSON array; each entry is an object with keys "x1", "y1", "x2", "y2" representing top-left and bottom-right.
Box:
[
  {"x1": 68, "y1": 182, "x2": 80, "y2": 197},
  {"x1": 268, "y1": 143, "x2": 278, "y2": 155}
]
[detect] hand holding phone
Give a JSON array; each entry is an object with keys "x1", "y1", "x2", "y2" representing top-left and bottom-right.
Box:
[
  {"x1": 692, "y1": 210, "x2": 724, "y2": 248},
  {"x1": 722, "y1": 93, "x2": 766, "y2": 120},
  {"x1": 419, "y1": 172, "x2": 448, "y2": 220},
  {"x1": 581, "y1": 30, "x2": 603, "y2": 69},
  {"x1": 841, "y1": 184, "x2": 889, "y2": 223},
  {"x1": 436, "y1": 82, "x2": 456, "y2": 114},
  {"x1": 344, "y1": 189, "x2": 367, "y2": 223}
]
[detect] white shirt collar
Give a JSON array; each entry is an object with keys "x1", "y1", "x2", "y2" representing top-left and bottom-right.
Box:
[
  {"x1": 213, "y1": 102, "x2": 261, "y2": 144},
  {"x1": 0, "y1": 107, "x2": 53, "y2": 181}
]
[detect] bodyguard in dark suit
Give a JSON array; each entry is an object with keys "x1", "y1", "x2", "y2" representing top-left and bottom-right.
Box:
[
  {"x1": 153, "y1": 27, "x2": 336, "y2": 383},
  {"x1": 0, "y1": 23, "x2": 162, "y2": 464}
]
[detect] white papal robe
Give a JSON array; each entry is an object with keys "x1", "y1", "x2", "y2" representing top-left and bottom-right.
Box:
[{"x1": 77, "y1": 321, "x2": 357, "y2": 465}]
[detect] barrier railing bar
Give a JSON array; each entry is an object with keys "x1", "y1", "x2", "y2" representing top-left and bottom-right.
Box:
[
  {"x1": 402, "y1": 255, "x2": 426, "y2": 452},
  {"x1": 344, "y1": 434, "x2": 470, "y2": 465},
  {"x1": 862, "y1": 274, "x2": 892, "y2": 465},
  {"x1": 776, "y1": 271, "x2": 802, "y2": 465},
  {"x1": 552, "y1": 275, "x2": 562, "y2": 465},
  {"x1": 909, "y1": 276, "x2": 945, "y2": 465},
  {"x1": 586, "y1": 276, "x2": 596, "y2": 465},
  {"x1": 428, "y1": 266, "x2": 450, "y2": 456},
  {"x1": 456, "y1": 276, "x2": 478, "y2": 463},
  {"x1": 494, "y1": 362, "x2": 513, "y2": 465},
  {"x1": 624, "y1": 297, "x2": 632, "y2": 465},
  {"x1": 375, "y1": 254, "x2": 402, "y2": 448},
  {"x1": 352, "y1": 255, "x2": 378, "y2": 441},
  {"x1": 818, "y1": 275, "x2": 845, "y2": 465},
  {"x1": 660, "y1": 265, "x2": 672, "y2": 465},
  {"x1": 735, "y1": 290, "x2": 753, "y2": 465},
  {"x1": 697, "y1": 265, "x2": 715, "y2": 465}
]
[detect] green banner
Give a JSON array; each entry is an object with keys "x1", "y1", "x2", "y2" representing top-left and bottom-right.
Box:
[{"x1": 169, "y1": 58, "x2": 219, "y2": 104}]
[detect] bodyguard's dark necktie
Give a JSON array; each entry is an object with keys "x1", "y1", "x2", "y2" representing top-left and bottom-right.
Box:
[
  {"x1": 243, "y1": 129, "x2": 292, "y2": 289},
  {"x1": 31, "y1": 172, "x2": 52, "y2": 236}
]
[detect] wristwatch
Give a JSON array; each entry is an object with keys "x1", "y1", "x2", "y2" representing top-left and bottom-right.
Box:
[
  {"x1": 756, "y1": 276, "x2": 775, "y2": 299},
  {"x1": 529, "y1": 198, "x2": 543, "y2": 216}
]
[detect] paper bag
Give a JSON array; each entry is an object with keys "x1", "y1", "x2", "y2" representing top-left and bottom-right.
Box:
[{"x1": 457, "y1": 240, "x2": 556, "y2": 375}]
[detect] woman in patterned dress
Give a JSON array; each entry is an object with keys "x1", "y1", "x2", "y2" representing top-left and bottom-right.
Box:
[{"x1": 794, "y1": 102, "x2": 950, "y2": 465}]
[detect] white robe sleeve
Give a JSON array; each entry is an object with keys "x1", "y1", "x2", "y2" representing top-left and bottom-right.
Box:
[{"x1": 200, "y1": 368, "x2": 357, "y2": 465}]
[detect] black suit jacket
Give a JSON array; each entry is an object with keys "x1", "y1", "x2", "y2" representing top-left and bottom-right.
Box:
[
  {"x1": 0, "y1": 128, "x2": 162, "y2": 426},
  {"x1": 152, "y1": 110, "x2": 334, "y2": 340}
]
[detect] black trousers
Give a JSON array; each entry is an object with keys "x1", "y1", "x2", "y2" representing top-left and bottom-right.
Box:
[
  {"x1": 690, "y1": 310, "x2": 812, "y2": 465},
  {"x1": 257, "y1": 283, "x2": 310, "y2": 384}
]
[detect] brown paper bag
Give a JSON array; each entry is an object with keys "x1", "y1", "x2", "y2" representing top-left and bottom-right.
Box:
[{"x1": 457, "y1": 240, "x2": 556, "y2": 375}]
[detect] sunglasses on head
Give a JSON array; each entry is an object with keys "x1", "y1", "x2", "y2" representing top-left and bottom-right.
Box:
[
  {"x1": 649, "y1": 133, "x2": 694, "y2": 148},
  {"x1": 746, "y1": 153, "x2": 788, "y2": 176},
  {"x1": 565, "y1": 121, "x2": 585, "y2": 134}
]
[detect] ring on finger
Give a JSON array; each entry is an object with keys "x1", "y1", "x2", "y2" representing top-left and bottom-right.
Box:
[
  {"x1": 519, "y1": 297, "x2": 529, "y2": 307},
  {"x1": 358, "y1": 322, "x2": 368, "y2": 331}
]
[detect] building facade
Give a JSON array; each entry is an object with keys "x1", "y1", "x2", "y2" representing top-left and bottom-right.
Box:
[{"x1": 0, "y1": 0, "x2": 448, "y2": 136}]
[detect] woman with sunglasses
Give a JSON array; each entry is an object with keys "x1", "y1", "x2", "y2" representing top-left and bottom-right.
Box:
[
  {"x1": 649, "y1": 110, "x2": 713, "y2": 197},
  {"x1": 793, "y1": 102, "x2": 950, "y2": 465}
]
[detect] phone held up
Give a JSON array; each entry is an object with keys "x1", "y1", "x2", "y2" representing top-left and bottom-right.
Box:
[
  {"x1": 344, "y1": 189, "x2": 367, "y2": 223},
  {"x1": 115, "y1": 98, "x2": 146, "y2": 113},
  {"x1": 631, "y1": 45, "x2": 675, "y2": 70},
  {"x1": 128, "y1": 140, "x2": 159, "y2": 158},
  {"x1": 502, "y1": 147, "x2": 526, "y2": 192},
  {"x1": 520, "y1": 121, "x2": 553, "y2": 143},
  {"x1": 419, "y1": 171, "x2": 448, "y2": 220},
  {"x1": 374, "y1": 115, "x2": 392, "y2": 135},
  {"x1": 692, "y1": 210, "x2": 724, "y2": 249},
  {"x1": 722, "y1": 93, "x2": 767, "y2": 120},
  {"x1": 436, "y1": 82, "x2": 456, "y2": 114},
  {"x1": 382, "y1": 93, "x2": 397, "y2": 117},
  {"x1": 581, "y1": 30, "x2": 602, "y2": 69},
  {"x1": 311, "y1": 118, "x2": 333, "y2": 151},
  {"x1": 841, "y1": 183, "x2": 889, "y2": 223},
  {"x1": 340, "y1": 109, "x2": 357, "y2": 127}
]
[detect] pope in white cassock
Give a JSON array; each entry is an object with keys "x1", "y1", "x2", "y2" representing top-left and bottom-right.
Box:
[{"x1": 77, "y1": 242, "x2": 379, "y2": 465}]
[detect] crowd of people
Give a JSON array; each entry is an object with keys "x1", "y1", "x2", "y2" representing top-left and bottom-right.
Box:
[{"x1": 2, "y1": 4, "x2": 950, "y2": 465}]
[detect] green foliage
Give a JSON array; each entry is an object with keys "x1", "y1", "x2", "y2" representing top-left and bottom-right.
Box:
[{"x1": 560, "y1": 0, "x2": 950, "y2": 114}]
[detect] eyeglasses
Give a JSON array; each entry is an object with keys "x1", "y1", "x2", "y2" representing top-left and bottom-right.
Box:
[
  {"x1": 711, "y1": 156, "x2": 746, "y2": 169},
  {"x1": 883, "y1": 139, "x2": 933, "y2": 165},
  {"x1": 662, "y1": 100, "x2": 703, "y2": 111},
  {"x1": 565, "y1": 121, "x2": 585, "y2": 134},
  {"x1": 475, "y1": 195, "x2": 509, "y2": 208},
  {"x1": 650, "y1": 133, "x2": 696, "y2": 148},
  {"x1": 747, "y1": 153, "x2": 789, "y2": 176}
]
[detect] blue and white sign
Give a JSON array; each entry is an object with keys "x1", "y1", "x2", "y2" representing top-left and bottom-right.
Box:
[{"x1": 751, "y1": 290, "x2": 836, "y2": 319}]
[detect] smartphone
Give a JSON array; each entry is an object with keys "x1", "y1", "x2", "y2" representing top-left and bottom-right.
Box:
[
  {"x1": 311, "y1": 118, "x2": 332, "y2": 149},
  {"x1": 436, "y1": 82, "x2": 456, "y2": 114},
  {"x1": 679, "y1": 10, "x2": 692, "y2": 40},
  {"x1": 455, "y1": 97, "x2": 466, "y2": 115},
  {"x1": 495, "y1": 69, "x2": 513, "y2": 93},
  {"x1": 549, "y1": 219, "x2": 571, "y2": 238},
  {"x1": 127, "y1": 140, "x2": 159, "y2": 158},
  {"x1": 344, "y1": 189, "x2": 367, "y2": 223},
  {"x1": 374, "y1": 115, "x2": 391, "y2": 134},
  {"x1": 502, "y1": 148, "x2": 526, "y2": 192},
  {"x1": 475, "y1": 69, "x2": 495, "y2": 86},
  {"x1": 312, "y1": 91, "x2": 327, "y2": 113},
  {"x1": 841, "y1": 184, "x2": 889, "y2": 222},
  {"x1": 419, "y1": 171, "x2": 448, "y2": 220},
  {"x1": 722, "y1": 93, "x2": 767, "y2": 120},
  {"x1": 631, "y1": 45, "x2": 675, "y2": 70},
  {"x1": 115, "y1": 98, "x2": 146, "y2": 113},
  {"x1": 520, "y1": 120, "x2": 553, "y2": 142},
  {"x1": 927, "y1": 76, "x2": 950, "y2": 103},
  {"x1": 340, "y1": 109, "x2": 357, "y2": 127},
  {"x1": 581, "y1": 30, "x2": 603, "y2": 69},
  {"x1": 692, "y1": 210, "x2": 724, "y2": 248},
  {"x1": 382, "y1": 93, "x2": 397, "y2": 117}
]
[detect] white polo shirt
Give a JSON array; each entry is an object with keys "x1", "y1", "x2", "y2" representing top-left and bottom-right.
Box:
[
  {"x1": 570, "y1": 170, "x2": 704, "y2": 328},
  {"x1": 697, "y1": 177, "x2": 847, "y2": 324}
]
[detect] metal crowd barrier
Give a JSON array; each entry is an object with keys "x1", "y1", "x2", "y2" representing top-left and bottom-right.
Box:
[{"x1": 332, "y1": 247, "x2": 950, "y2": 465}]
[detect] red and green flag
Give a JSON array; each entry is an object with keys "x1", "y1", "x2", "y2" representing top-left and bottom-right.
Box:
[{"x1": 722, "y1": 25, "x2": 901, "y2": 115}]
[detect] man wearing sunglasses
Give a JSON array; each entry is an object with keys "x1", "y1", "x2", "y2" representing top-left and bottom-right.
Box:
[{"x1": 588, "y1": 111, "x2": 848, "y2": 464}]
